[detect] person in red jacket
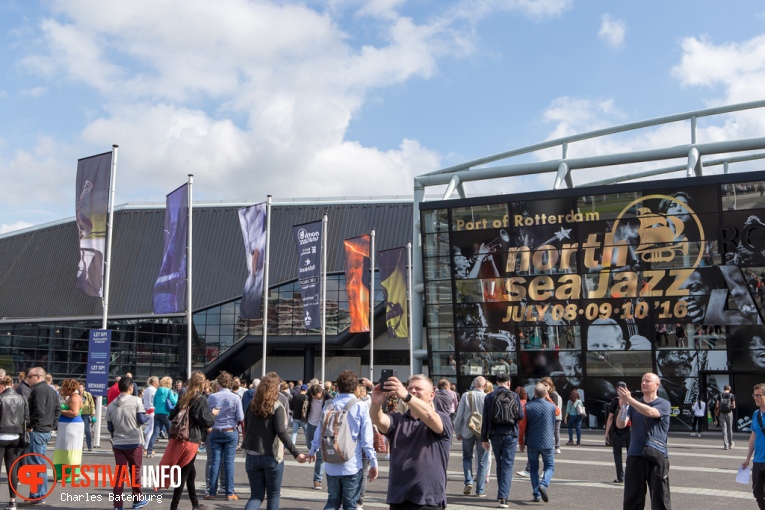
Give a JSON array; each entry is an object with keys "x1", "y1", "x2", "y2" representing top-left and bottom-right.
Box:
[{"x1": 107, "y1": 376, "x2": 122, "y2": 405}]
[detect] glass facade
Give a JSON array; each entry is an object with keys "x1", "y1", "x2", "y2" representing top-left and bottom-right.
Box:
[
  {"x1": 194, "y1": 273, "x2": 383, "y2": 364},
  {"x1": 421, "y1": 176, "x2": 765, "y2": 431}
]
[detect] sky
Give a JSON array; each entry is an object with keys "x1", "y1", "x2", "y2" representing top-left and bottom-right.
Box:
[{"x1": 2, "y1": 0, "x2": 765, "y2": 234}]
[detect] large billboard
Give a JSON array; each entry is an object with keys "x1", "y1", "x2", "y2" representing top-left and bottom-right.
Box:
[{"x1": 421, "y1": 173, "x2": 765, "y2": 431}]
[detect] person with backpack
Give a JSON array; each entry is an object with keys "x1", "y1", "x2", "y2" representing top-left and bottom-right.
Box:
[
  {"x1": 480, "y1": 373, "x2": 524, "y2": 509},
  {"x1": 716, "y1": 385, "x2": 736, "y2": 450},
  {"x1": 161, "y1": 372, "x2": 217, "y2": 510},
  {"x1": 306, "y1": 370, "x2": 378, "y2": 510},
  {"x1": 242, "y1": 372, "x2": 307, "y2": 510},
  {"x1": 105, "y1": 376, "x2": 150, "y2": 510},
  {"x1": 454, "y1": 376, "x2": 489, "y2": 497},
  {"x1": 289, "y1": 384, "x2": 310, "y2": 446},
  {"x1": 370, "y1": 373, "x2": 452, "y2": 509}
]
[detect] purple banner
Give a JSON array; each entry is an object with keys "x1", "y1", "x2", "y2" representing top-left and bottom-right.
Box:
[
  {"x1": 238, "y1": 203, "x2": 267, "y2": 319},
  {"x1": 75, "y1": 152, "x2": 112, "y2": 297},
  {"x1": 153, "y1": 184, "x2": 189, "y2": 314},
  {"x1": 293, "y1": 220, "x2": 323, "y2": 329},
  {"x1": 86, "y1": 329, "x2": 111, "y2": 397}
]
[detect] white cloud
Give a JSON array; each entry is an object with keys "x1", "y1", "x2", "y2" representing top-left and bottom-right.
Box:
[
  {"x1": 598, "y1": 13, "x2": 626, "y2": 49},
  {"x1": 0, "y1": 221, "x2": 34, "y2": 235},
  {"x1": 19, "y1": 86, "x2": 46, "y2": 97}
]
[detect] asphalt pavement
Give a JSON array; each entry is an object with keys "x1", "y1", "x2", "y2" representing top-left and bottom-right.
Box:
[{"x1": 9, "y1": 425, "x2": 756, "y2": 509}]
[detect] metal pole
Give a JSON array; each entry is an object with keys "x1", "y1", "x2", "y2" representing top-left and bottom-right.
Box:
[
  {"x1": 262, "y1": 196, "x2": 272, "y2": 377},
  {"x1": 95, "y1": 144, "x2": 118, "y2": 449},
  {"x1": 186, "y1": 175, "x2": 193, "y2": 379},
  {"x1": 321, "y1": 214, "x2": 328, "y2": 383},
  {"x1": 407, "y1": 241, "x2": 413, "y2": 376},
  {"x1": 369, "y1": 229, "x2": 375, "y2": 380}
]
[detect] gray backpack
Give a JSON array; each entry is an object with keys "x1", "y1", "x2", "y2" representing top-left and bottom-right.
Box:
[{"x1": 320, "y1": 397, "x2": 359, "y2": 464}]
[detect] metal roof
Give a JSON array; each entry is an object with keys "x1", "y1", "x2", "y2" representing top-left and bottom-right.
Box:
[{"x1": 0, "y1": 201, "x2": 413, "y2": 320}]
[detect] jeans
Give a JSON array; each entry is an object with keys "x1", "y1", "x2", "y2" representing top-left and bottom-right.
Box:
[
  {"x1": 720, "y1": 412, "x2": 734, "y2": 448},
  {"x1": 305, "y1": 422, "x2": 325, "y2": 483},
  {"x1": 490, "y1": 434, "x2": 518, "y2": 500},
  {"x1": 26, "y1": 430, "x2": 51, "y2": 500},
  {"x1": 112, "y1": 447, "x2": 143, "y2": 508},
  {"x1": 462, "y1": 434, "x2": 488, "y2": 495},
  {"x1": 244, "y1": 454, "x2": 284, "y2": 510},
  {"x1": 291, "y1": 419, "x2": 309, "y2": 446},
  {"x1": 554, "y1": 420, "x2": 561, "y2": 449},
  {"x1": 143, "y1": 413, "x2": 155, "y2": 449},
  {"x1": 208, "y1": 430, "x2": 238, "y2": 496},
  {"x1": 81, "y1": 414, "x2": 93, "y2": 450},
  {"x1": 147, "y1": 414, "x2": 171, "y2": 454},
  {"x1": 567, "y1": 415, "x2": 582, "y2": 444},
  {"x1": 325, "y1": 469, "x2": 362, "y2": 510},
  {"x1": 527, "y1": 447, "x2": 554, "y2": 499}
]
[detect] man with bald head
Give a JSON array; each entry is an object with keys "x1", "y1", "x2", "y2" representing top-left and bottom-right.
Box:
[
  {"x1": 454, "y1": 376, "x2": 489, "y2": 497},
  {"x1": 616, "y1": 373, "x2": 671, "y2": 510}
]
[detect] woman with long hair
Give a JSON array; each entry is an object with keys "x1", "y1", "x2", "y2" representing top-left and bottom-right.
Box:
[
  {"x1": 564, "y1": 390, "x2": 584, "y2": 446},
  {"x1": 161, "y1": 372, "x2": 217, "y2": 510},
  {"x1": 0, "y1": 374, "x2": 28, "y2": 510},
  {"x1": 541, "y1": 376, "x2": 563, "y2": 454},
  {"x1": 54, "y1": 379, "x2": 84, "y2": 482},
  {"x1": 242, "y1": 372, "x2": 306, "y2": 510}
]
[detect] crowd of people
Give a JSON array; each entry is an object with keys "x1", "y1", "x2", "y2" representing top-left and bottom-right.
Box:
[{"x1": 0, "y1": 366, "x2": 759, "y2": 510}]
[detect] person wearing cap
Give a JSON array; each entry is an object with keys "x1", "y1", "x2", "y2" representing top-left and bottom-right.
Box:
[{"x1": 290, "y1": 383, "x2": 311, "y2": 446}]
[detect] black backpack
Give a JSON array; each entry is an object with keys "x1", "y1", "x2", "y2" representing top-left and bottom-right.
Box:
[
  {"x1": 719, "y1": 393, "x2": 733, "y2": 413},
  {"x1": 491, "y1": 388, "x2": 519, "y2": 426}
]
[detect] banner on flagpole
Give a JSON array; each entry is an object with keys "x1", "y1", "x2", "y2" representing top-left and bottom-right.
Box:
[
  {"x1": 153, "y1": 184, "x2": 189, "y2": 314},
  {"x1": 344, "y1": 235, "x2": 371, "y2": 332},
  {"x1": 75, "y1": 152, "x2": 112, "y2": 297},
  {"x1": 378, "y1": 247, "x2": 409, "y2": 338},
  {"x1": 292, "y1": 220, "x2": 323, "y2": 329},
  {"x1": 238, "y1": 203, "x2": 267, "y2": 319}
]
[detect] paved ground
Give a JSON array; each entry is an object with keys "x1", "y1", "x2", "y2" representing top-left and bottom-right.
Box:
[{"x1": 8, "y1": 425, "x2": 756, "y2": 509}]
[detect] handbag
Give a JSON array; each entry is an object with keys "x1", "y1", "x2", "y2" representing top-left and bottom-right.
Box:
[
  {"x1": 166, "y1": 396, "x2": 176, "y2": 411},
  {"x1": 467, "y1": 392, "x2": 483, "y2": 438},
  {"x1": 18, "y1": 420, "x2": 29, "y2": 449},
  {"x1": 641, "y1": 416, "x2": 668, "y2": 465},
  {"x1": 373, "y1": 426, "x2": 388, "y2": 454},
  {"x1": 577, "y1": 401, "x2": 587, "y2": 418}
]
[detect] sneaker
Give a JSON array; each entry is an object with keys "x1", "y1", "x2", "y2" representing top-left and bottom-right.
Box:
[
  {"x1": 132, "y1": 501, "x2": 149, "y2": 509},
  {"x1": 499, "y1": 498, "x2": 509, "y2": 508},
  {"x1": 533, "y1": 497, "x2": 541, "y2": 503},
  {"x1": 7, "y1": 503, "x2": 16, "y2": 510},
  {"x1": 698, "y1": 433, "x2": 702, "y2": 438},
  {"x1": 732, "y1": 442, "x2": 735, "y2": 448},
  {"x1": 554, "y1": 448, "x2": 561, "y2": 454},
  {"x1": 313, "y1": 481, "x2": 322, "y2": 490},
  {"x1": 476, "y1": 493, "x2": 487, "y2": 498},
  {"x1": 226, "y1": 495, "x2": 239, "y2": 501},
  {"x1": 464, "y1": 484, "x2": 473, "y2": 495},
  {"x1": 356, "y1": 505, "x2": 363, "y2": 510},
  {"x1": 191, "y1": 506, "x2": 209, "y2": 510},
  {"x1": 203, "y1": 495, "x2": 216, "y2": 500},
  {"x1": 199, "y1": 445, "x2": 206, "y2": 453},
  {"x1": 539, "y1": 485, "x2": 549, "y2": 503},
  {"x1": 516, "y1": 470, "x2": 530, "y2": 478},
  {"x1": 689, "y1": 433, "x2": 695, "y2": 437}
]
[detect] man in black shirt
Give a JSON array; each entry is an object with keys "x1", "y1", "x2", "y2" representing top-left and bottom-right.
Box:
[
  {"x1": 25, "y1": 367, "x2": 61, "y2": 503},
  {"x1": 290, "y1": 384, "x2": 310, "y2": 446}
]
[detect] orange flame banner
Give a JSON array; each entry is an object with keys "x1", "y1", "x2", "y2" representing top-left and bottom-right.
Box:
[{"x1": 344, "y1": 235, "x2": 371, "y2": 333}]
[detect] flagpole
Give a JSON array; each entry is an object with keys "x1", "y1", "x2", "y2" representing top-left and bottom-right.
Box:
[
  {"x1": 407, "y1": 241, "x2": 413, "y2": 376},
  {"x1": 369, "y1": 229, "x2": 375, "y2": 380},
  {"x1": 95, "y1": 144, "x2": 118, "y2": 449},
  {"x1": 262, "y1": 195, "x2": 272, "y2": 377},
  {"x1": 186, "y1": 174, "x2": 193, "y2": 380},
  {"x1": 321, "y1": 214, "x2": 328, "y2": 383}
]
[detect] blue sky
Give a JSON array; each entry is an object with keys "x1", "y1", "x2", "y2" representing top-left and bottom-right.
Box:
[{"x1": 2, "y1": 0, "x2": 765, "y2": 233}]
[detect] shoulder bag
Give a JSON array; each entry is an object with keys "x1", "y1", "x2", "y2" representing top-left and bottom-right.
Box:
[
  {"x1": 468, "y1": 392, "x2": 483, "y2": 437},
  {"x1": 641, "y1": 414, "x2": 668, "y2": 465}
]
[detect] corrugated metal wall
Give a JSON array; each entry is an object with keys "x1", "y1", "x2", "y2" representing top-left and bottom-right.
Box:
[{"x1": 0, "y1": 202, "x2": 412, "y2": 320}]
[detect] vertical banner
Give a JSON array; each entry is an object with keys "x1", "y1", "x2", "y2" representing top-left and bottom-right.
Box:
[
  {"x1": 153, "y1": 184, "x2": 189, "y2": 314},
  {"x1": 379, "y1": 247, "x2": 409, "y2": 338},
  {"x1": 292, "y1": 220, "x2": 323, "y2": 329},
  {"x1": 75, "y1": 152, "x2": 113, "y2": 297},
  {"x1": 86, "y1": 329, "x2": 111, "y2": 397},
  {"x1": 344, "y1": 235, "x2": 371, "y2": 332},
  {"x1": 238, "y1": 203, "x2": 267, "y2": 319}
]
